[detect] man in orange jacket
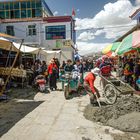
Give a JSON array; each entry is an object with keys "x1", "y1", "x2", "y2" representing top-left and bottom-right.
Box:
[{"x1": 84, "y1": 68, "x2": 100, "y2": 104}]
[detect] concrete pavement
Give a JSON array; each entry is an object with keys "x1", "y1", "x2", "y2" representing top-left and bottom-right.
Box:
[{"x1": 0, "y1": 81, "x2": 123, "y2": 140}]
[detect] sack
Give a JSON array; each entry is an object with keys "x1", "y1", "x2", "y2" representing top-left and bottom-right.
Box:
[{"x1": 100, "y1": 65, "x2": 111, "y2": 76}]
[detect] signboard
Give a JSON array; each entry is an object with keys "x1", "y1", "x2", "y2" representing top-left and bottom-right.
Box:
[
  {"x1": 0, "y1": 67, "x2": 27, "y2": 78},
  {"x1": 55, "y1": 40, "x2": 74, "y2": 48},
  {"x1": 63, "y1": 40, "x2": 72, "y2": 47},
  {"x1": 56, "y1": 40, "x2": 63, "y2": 48}
]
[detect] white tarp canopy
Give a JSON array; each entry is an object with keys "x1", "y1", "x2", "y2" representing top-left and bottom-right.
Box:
[
  {"x1": 13, "y1": 42, "x2": 61, "y2": 55},
  {"x1": 0, "y1": 37, "x2": 19, "y2": 52},
  {"x1": 44, "y1": 50, "x2": 61, "y2": 54},
  {"x1": 0, "y1": 37, "x2": 62, "y2": 61},
  {"x1": 13, "y1": 42, "x2": 38, "y2": 53}
]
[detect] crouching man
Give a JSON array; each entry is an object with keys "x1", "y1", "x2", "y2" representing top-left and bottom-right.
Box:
[{"x1": 84, "y1": 68, "x2": 100, "y2": 104}]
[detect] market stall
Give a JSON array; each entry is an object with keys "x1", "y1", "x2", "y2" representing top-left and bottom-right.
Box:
[{"x1": 0, "y1": 34, "x2": 24, "y2": 96}]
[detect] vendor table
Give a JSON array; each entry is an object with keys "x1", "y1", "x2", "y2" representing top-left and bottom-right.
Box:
[{"x1": 0, "y1": 67, "x2": 27, "y2": 88}]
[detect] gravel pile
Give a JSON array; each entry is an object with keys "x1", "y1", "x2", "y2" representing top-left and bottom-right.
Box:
[{"x1": 84, "y1": 95, "x2": 140, "y2": 132}]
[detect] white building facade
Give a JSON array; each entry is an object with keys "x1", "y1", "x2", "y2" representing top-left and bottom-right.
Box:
[{"x1": 0, "y1": 0, "x2": 76, "y2": 62}]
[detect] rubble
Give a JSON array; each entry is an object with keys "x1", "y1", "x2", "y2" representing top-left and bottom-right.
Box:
[{"x1": 84, "y1": 95, "x2": 140, "y2": 132}]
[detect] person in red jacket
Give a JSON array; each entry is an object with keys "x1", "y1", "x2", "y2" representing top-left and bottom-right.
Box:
[
  {"x1": 47, "y1": 59, "x2": 58, "y2": 91},
  {"x1": 84, "y1": 68, "x2": 100, "y2": 104}
]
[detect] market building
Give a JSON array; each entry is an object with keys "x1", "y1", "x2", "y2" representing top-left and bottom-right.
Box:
[{"x1": 0, "y1": 0, "x2": 76, "y2": 62}]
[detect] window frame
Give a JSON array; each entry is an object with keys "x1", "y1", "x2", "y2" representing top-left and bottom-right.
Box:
[
  {"x1": 45, "y1": 25, "x2": 66, "y2": 40},
  {"x1": 6, "y1": 26, "x2": 15, "y2": 36},
  {"x1": 28, "y1": 25, "x2": 37, "y2": 36},
  {"x1": 0, "y1": 0, "x2": 43, "y2": 19}
]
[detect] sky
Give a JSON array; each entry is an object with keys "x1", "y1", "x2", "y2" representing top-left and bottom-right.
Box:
[
  {"x1": 0, "y1": 0, "x2": 139, "y2": 55},
  {"x1": 46, "y1": 0, "x2": 140, "y2": 55}
]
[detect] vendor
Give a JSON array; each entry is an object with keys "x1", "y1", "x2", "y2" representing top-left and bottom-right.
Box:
[{"x1": 134, "y1": 58, "x2": 140, "y2": 90}]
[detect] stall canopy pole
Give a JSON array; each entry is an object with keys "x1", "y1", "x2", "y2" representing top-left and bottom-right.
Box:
[
  {"x1": 5, "y1": 42, "x2": 13, "y2": 67},
  {"x1": 59, "y1": 51, "x2": 62, "y2": 62},
  {"x1": 0, "y1": 39, "x2": 24, "y2": 96}
]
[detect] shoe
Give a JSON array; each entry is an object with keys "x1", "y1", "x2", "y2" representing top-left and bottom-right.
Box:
[{"x1": 50, "y1": 88, "x2": 53, "y2": 91}]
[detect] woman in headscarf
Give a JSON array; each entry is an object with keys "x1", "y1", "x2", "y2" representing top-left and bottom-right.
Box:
[{"x1": 47, "y1": 59, "x2": 58, "y2": 91}]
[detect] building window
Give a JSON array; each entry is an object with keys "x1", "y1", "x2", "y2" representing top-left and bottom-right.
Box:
[
  {"x1": 0, "y1": 0, "x2": 42, "y2": 19},
  {"x1": 6, "y1": 26, "x2": 15, "y2": 36},
  {"x1": 0, "y1": 3, "x2": 5, "y2": 10},
  {"x1": 14, "y1": 10, "x2": 20, "y2": 18},
  {"x1": 21, "y1": 9, "x2": 27, "y2": 18},
  {"x1": 31, "y1": 1, "x2": 36, "y2": 8},
  {"x1": 36, "y1": 1, "x2": 42, "y2": 8},
  {"x1": 27, "y1": 9, "x2": 32, "y2": 18},
  {"x1": 28, "y1": 25, "x2": 37, "y2": 36},
  {"x1": 45, "y1": 25, "x2": 66, "y2": 40},
  {"x1": 21, "y1": 2, "x2": 27, "y2": 9},
  {"x1": 14, "y1": 2, "x2": 20, "y2": 9},
  {"x1": 10, "y1": 2, "x2": 14, "y2": 10},
  {"x1": 5, "y1": 3, "x2": 10, "y2": 10},
  {"x1": 32, "y1": 9, "x2": 36, "y2": 17},
  {"x1": 10, "y1": 10, "x2": 14, "y2": 19},
  {"x1": 35, "y1": 8, "x2": 42, "y2": 17},
  {"x1": 0, "y1": 11, "x2": 5, "y2": 19},
  {"x1": 5, "y1": 11, "x2": 10, "y2": 19},
  {"x1": 27, "y1": 1, "x2": 31, "y2": 8}
]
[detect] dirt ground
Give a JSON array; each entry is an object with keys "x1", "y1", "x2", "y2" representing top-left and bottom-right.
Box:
[
  {"x1": 84, "y1": 95, "x2": 140, "y2": 140},
  {"x1": 0, "y1": 87, "x2": 43, "y2": 137}
]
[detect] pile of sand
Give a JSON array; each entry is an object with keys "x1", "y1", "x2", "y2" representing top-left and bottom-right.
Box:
[{"x1": 84, "y1": 95, "x2": 140, "y2": 132}]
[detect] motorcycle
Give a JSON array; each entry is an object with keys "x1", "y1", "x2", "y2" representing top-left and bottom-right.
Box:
[
  {"x1": 35, "y1": 75, "x2": 46, "y2": 92},
  {"x1": 63, "y1": 70, "x2": 85, "y2": 99}
]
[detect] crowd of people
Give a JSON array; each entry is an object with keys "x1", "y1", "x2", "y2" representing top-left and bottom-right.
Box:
[
  {"x1": 13, "y1": 53, "x2": 140, "y2": 95},
  {"x1": 23, "y1": 57, "x2": 95, "y2": 91},
  {"x1": 118, "y1": 55, "x2": 140, "y2": 91}
]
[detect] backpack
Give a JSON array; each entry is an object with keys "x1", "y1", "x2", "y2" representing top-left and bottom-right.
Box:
[
  {"x1": 52, "y1": 67, "x2": 57, "y2": 74},
  {"x1": 100, "y1": 65, "x2": 111, "y2": 76}
]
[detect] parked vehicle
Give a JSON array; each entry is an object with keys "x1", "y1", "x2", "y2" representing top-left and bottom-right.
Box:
[
  {"x1": 35, "y1": 75, "x2": 46, "y2": 92},
  {"x1": 63, "y1": 70, "x2": 85, "y2": 99}
]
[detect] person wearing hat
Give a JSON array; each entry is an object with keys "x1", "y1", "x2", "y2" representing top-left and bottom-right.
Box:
[
  {"x1": 84, "y1": 67, "x2": 100, "y2": 104},
  {"x1": 47, "y1": 59, "x2": 58, "y2": 91},
  {"x1": 64, "y1": 59, "x2": 74, "y2": 72},
  {"x1": 74, "y1": 59, "x2": 84, "y2": 84}
]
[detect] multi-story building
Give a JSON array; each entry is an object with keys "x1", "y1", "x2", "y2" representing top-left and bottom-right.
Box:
[
  {"x1": 0, "y1": 0, "x2": 53, "y2": 20},
  {"x1": 0, "y1": 0, "x2": 76, "y2": 62}
]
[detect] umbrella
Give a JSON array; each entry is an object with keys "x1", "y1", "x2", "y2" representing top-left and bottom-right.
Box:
[
  {"x1": 102, "y1": 42, "x2": 121, "y2": 54},
  {"x1": 116, "y1": 30, "x2": 140, "y2": 55},
  {"x1": 102, "y1": 44, "x2": 112, "y2": 54},
  {"x1": 111, "y1": 42, "x2": 121, "y2": 52}
]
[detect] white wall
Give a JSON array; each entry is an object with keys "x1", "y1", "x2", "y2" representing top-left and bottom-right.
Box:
[
  {"x1": 0, "y1": 20, "x2": 73, "y2": 48},
  {"x1": 0, "y1": 21, "x2": 42, "y2": 45},
  {"x1": 40, "y1": 22, "x2": 72, "y2": 49},
  {"x1": 0, "y1": 20, "x2": 74, "y2": 62}
]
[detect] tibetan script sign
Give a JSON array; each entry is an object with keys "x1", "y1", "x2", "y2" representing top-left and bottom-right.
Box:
[{"x1": 63, "y1": 40, "x2": 71, "y2": 47}]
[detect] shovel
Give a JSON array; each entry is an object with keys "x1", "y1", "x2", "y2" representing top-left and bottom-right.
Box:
[{"x1": 94, "y1": 92, "x2": 101, "y2": 107}]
